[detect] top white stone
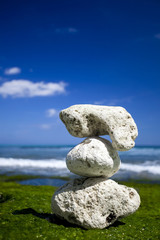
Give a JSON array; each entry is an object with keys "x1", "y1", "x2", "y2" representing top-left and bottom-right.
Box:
[{"x1": 60, "y1": 104, "x2": 138, "y2": 151}]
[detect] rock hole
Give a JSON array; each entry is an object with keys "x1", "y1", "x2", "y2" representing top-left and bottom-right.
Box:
[
  {"x1": 86, "y1": 162, "x2": 91, "y2": 168},
  {"x1": 129, "y1": 191, "x2": 135, "y2": 199},
  {"x1": 106, "y1": 211, "x2": 117, "y2": 223},
  {"x1": 67, "y1": 214, "x2": 78, "y2": 223}
]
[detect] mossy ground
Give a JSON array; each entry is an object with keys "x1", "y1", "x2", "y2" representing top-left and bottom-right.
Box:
[{"x1": 0, "y1": 176, "x2": 160, "y2": 240}]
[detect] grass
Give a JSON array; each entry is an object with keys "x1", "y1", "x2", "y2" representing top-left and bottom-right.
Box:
[{"x1": 0, "y1": 176, "x2": 160, "y2": 240}]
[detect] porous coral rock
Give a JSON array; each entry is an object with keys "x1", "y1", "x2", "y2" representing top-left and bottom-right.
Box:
[
  {"x1": 60, "y1": 104, "x2": 138, "y2": 151},
  {"x1": 66, "y1": 137, "x2": 120, "y2": 177},
  {"x1": 51, "y1": 178, "x2": 140, "y2": 229}
]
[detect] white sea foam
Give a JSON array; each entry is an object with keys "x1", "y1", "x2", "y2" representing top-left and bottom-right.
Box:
[
  {"x1": 0, "y1": 157, "x2": 70, "y2": 176},
  {"x1": 119, "y1": 147, "x2": 160, "y2": 156},
  {"x1": 0, "y1": 157, "x2": 160, "y2": 177},
  {"x1": 0, "y1": 158, "x2": 66, "y2": 168},
  {"x1": 121, "y1": 162, "x2": 160, "y2": 175}
]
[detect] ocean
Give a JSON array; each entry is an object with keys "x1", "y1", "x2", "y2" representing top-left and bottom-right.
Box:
[{"x1": 0, "y1": 145, "x2": 160, "y2": 185}]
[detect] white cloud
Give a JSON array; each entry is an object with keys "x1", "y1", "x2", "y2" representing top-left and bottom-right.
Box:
[
  {"x1": 93, "y1": 100, "x2": 106, "y2": 105},
  {"x1": 55, "y1": 27, "x2": 78, "y2": 34},
  {"x1": 68, "y1": 28, "x2": 78, "y2": 33},
  {"x1": 106, "y1": 97, "x2": 132, "y2": 106},
  {"x1": 4, "y1": 67, "x2": 21, "y2": 75},
  {"x1": 46, "y1": 108, "x2": 57, "y2": 117},
  {"x1": 40, "y1": 124, "x2": 52, "y2": 130},
  {"x1": 155, "y1": 33, "x2": 160, "y2": 39},
  {"x1": 93, "y1": 97, "x2": 133, "y2": 106},
  {"x1": 0, "y1": 80, "x2": 67, "y2": 98}
]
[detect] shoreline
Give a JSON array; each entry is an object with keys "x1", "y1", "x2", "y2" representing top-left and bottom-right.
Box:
[
  {"x1": 1, "y1": 173, "x2": 160, "y2": 185},
  {"x1": 1, "y1": 174, "x2": 160, "y2": 187}
]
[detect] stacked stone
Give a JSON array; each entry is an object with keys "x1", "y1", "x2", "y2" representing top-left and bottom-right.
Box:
[{"x1": 51, "y1": 105, "x2": 140, "y2": 229}]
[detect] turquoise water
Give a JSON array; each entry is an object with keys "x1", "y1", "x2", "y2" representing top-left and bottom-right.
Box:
[{"x1": 0, "y1": 145, "x2": 160, "y2": 182}]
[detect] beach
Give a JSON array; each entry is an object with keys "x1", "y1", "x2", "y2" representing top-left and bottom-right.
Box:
[
  {"x1": 0, "y1": 145, "x2": 160, "y2": 239},
  {"x1": 0, "y1": 145, "x2": 160, "y2": 184}
]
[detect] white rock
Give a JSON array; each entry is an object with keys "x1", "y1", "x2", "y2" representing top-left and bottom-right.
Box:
[
  {"x1": 51, "y1": 178, "x2": 140, "y2": 229},
  {"x1": 66, "y1": 137, "x2": 120, "y2": 177},
  {"x1": 60, "y1": 104, "x2": 138, "y2": 151}
]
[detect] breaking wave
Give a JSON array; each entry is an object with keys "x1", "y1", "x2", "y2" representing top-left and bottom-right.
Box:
[{"x1": 0, "y1": 157, "x2": 160, "y2": 178}]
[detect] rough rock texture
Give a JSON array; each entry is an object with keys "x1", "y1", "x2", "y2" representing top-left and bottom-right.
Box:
[
  {"x1": 60, "y1": 104, "x2": 138, "y2": 151},
  {"x1": 66, "y1": 137, "x2": 120, "y2": 177},
  {"x1": 51, "y1": 178, "x2": 140, "y2": 229}
]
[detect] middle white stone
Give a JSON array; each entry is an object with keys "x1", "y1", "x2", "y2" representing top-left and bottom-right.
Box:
[{"x1": 66, "y1": 137, "x2": 120, "y2": 177}]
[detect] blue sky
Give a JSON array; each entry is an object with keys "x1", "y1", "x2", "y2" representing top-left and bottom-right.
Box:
[{"x1": 0, "y1": 0, "x2": 160, "y2": 145}]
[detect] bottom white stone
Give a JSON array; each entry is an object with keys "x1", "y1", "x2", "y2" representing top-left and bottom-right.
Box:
[{"x1": 51, "y1": 178, "x2": 140, "y2": 229}]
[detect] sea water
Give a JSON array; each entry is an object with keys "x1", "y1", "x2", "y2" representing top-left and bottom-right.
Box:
[{"x1": 0, "y1": 145, "x2": 160, "y2": 182}]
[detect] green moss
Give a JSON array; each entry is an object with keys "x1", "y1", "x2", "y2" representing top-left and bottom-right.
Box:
[{"x1": 0, "y1": 178, "x2": 160, "y2": 240}]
